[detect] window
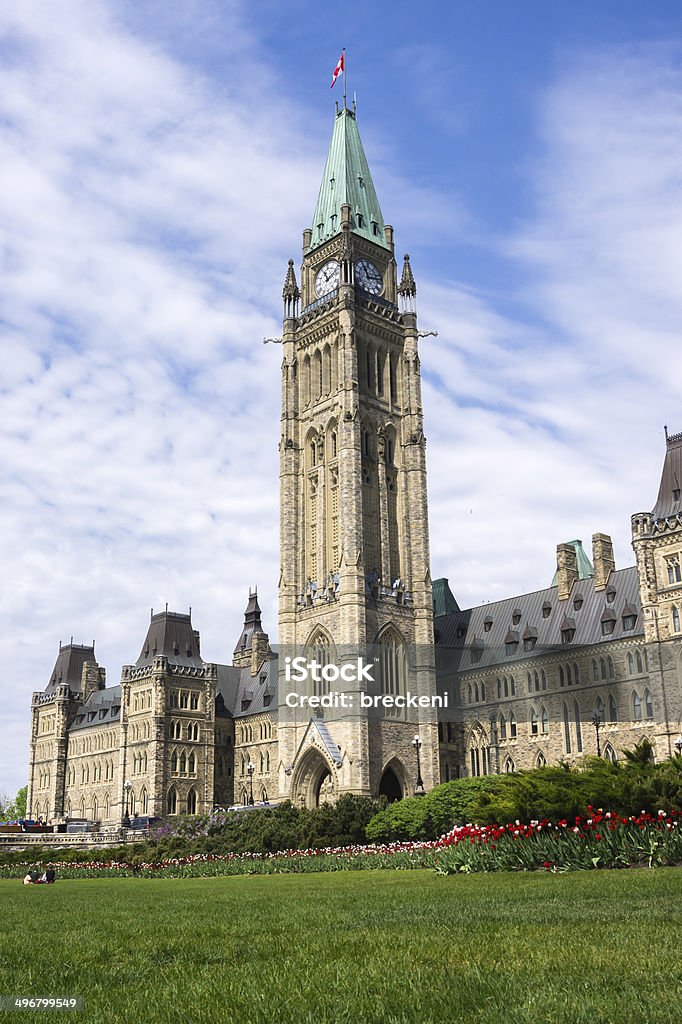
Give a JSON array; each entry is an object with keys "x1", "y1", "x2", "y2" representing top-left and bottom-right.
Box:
[
  {"x1": 484, "y1": 618, "x2": 493, "y2": 633},
  {"x1": 628, "y1": 653, "x2": 635, "y2": 675},
  {"x1": 596, "y1": 696, "x2": 605, "y2": 721},
  {"x1": 512, "y1": 610, "x2": 521, "y2": 626},
  {"x1": 644, "y1": 689, "x2": 654, "y2": 720},
  {"x1": 561, "y1": 627, "x2": 575, "y2": 643},
  {"x1": 170, "y1": 691, "x2": 178, "y2": 709},
  {"x1": 534, "y1": 672, "x2": 540, "y2": 692},
  {"x1": 573, "y1": 663, "x2": 580, "y2": 684},
  {"x1": 180, "y1": 752, "x2": 187, "y2": 773},
  {"x1": 632, "y1": 692, "x2": 642, "y2": 721},
  {"x1": 563, "y1": 703, "x2": 571, "y2": 754},
  {"x1": 574, "y1": 702, "x2": 583, "y2": 753},
  {"x1": 510, "y1": 676, "x2": 516, "y2": 696},
  {"x1": 607, "y1": 656, "x2": 614, "y2": 679},
  {"x1": 179, "y1": 691, "x2": 189, "y2": 709},
  {"x1": 541, "y1": 670, "x2": 547, "y2": 691},
  {"x1": 560, "y1": 666, "x2": 565, "y2": 687},
  {"x1": 187, "y1": 788, "x2": 197, "y2": 815},
  {"x1": 536, "y1": 751, "x2": 547, "y2": 768},
  {"x1": 504, "y1": 757, "x2": 515, "y2": 773},
  {"x1": 541, "y1": 706, "x2": 549, "y2": 735},
  {"x1": 504, "y1": 678, "x2": 509, "y2": 698},
  {"x1": 542, "y1": 602, "x2": 552, "y2": 619},
  {"x1": 497, "y1": 678, "x2": 501, "y2": 698},
  {"x1": 622, "y1": 613, "x2": 637, "y2": 631},
  {"x1": 603, "y1": 744, "x2": 617, "y2": 764},
  {"x1": 608, "y1": 694, "x2": 618, "y2": 723},
  {"x1": 530, "y1": 709, "x2": 539, "y2": 736},
  {"x1": 601, "y1": 612, "x2": 616, "y2": 636},
  {"x1": 168, "y1": 787, "x2": 177, "y2": 815},
  {"x1": 673, "y1": 606, "x2": 681, "y2": 633},
  {"x1": 527, "y1": 672, "x2": 532, "y2": 694},
  {"x1": 666, "y1": 554, "x2": 681, "y2": 585},
  {"x1": 509, "y1": 713, "x2": 517, "y2": 739},
  {"x1": 468, "y1": 684, "x2": 473, "y2": 705},
  {"x1": 600, "y1": 658, "x2": 607, "y2": 680},
  {"x1": 499, "y1": 715, "x2": 507, "y2": 740},
  {"x1": 190, "y1": 693, "x2": 199, "y2": 710}
]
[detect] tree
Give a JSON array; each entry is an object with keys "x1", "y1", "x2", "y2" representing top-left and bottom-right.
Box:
[{"x1": 0, "y1": 786, "x2": 28, "y2": 821}]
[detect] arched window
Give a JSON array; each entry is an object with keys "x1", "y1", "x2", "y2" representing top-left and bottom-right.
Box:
[
  {"x1": 266, "y1": 751, "x2": 270, "y2": 771},
  {"x1": 104, "y1": 793, "x2": 110, "y2": 820},
  {"x1": 535, "y1": 751, "x2": 546, "y2": 768},
  {"x1": 644, "y1": 689, "x2": 654, "y2": 720},
  {"x1": 168, "y1": 788, "x2": 178, "y2": 815},
  {"x1": 171, "y1": 751, "x2": 178, "y2": 773},
  {"x1": 379, "y1": 630, "x2": 407, "y2": 716},
  {"x1": 509, "y1": 712, "x2": 517, "y2": 739},
  {"x1": 141, "y1": 788, "x2": 148, "y2": 815},
  {"x1": 92, "y1": 797, "x2": 98, "y2": 822},
  {"x1": 559, "y1": 666, "x2": 565, "y2": 687},
  {"x1": 468, "y1": 684, "x2": 473, "y2": 705},
  {"x1": 180, "y1": 752, "x2": 187, "y2": 774},
  {"x1": 187, "y1": 788, "x2": 197, "y2": 815},
  {"x1": 574, "y1": 701, "x2": 583, "y2": 752},
  {"x1": 504, "y1": 756, "x2": 515, "y2": 774},
  {"x1": 608, "y1": 694, "x2": 618, "y2": 723},
  {"x1": 592, "y1": 659, "x2": 599, "y2": 681},
  {"x1": 628, "y1": 653, "x2": 634, "y2": 675},
  {"x1": 563, "y1": 703, "x2": 571, "y2": 754},
  {"x1": 510, "y1": 676, "x2": 516, "y2": 696},
  {"x1": 596, "y1": 696, "x2": 605, "y2": 721},
  {"x1": 261, "y1": 789, "x2": 268, "y2": 803},
  {"x1": 541, "y1": 670, "x2": 547, "y2": 691},
  {"x1": 530, "y1": 708, "x2": 539, "y2": 736},
  {"x1": 600, "y1": 658, "x2": 606, "y2": 680},
  {"x1": 541, "y1": 706, "x2": 549, "y2": 734},
  {"x1": 527, "y1": 672, "x2": 532, "y2": 694},
  {"x1": 497, "y1": 678, "x2": 501, "y2": 698},
  {"x1": 636, "y1": 651, "x2": 643, "y2": 674},
  {"x1": 573, "y1": 663, "x2": 580, "y2": 684},
  {"x1": 534, "y1": 671, "x2": 540, "y2": 692},
  {"x1": 632, "y1": 692, "x2": 642, "y2": 721},
  {"x1": 129, "y1": 790, "x2": 136, "y2": 817},
  {"x1": 499, "y1": 715, "x2": 507, "y2": 740},
  {"x1": 673, "y1": 606, "x2": 680, "y2": 633},
  {"x1": 607, "y1": 656, "x2": 614, "y2": 679},
  {"x1": 475, "y1": 682, "x2": 480, "y2": 703},
  {"x1": 603, "y1": 744, "x2": 617, "y2": 764},
  {"x1": 188, "y1": 752, "x2": 196, "y2": 774},
  {"x1": 504, "y1": 677, "x2": 509, "y2": 697}
]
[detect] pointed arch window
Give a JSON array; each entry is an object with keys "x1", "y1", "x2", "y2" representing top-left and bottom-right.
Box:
[
  {"x1": 499, "y1": 715, "x2": 507, "y2": 740},
  {"x1": 536, "y1": 751, "x2": 547, "y2": 768},
  {"x1": 563, "y1": 703, "x2": 571, "y2": 754},
  {"x1": 509, "y1": 712, "x2": 517, "y2": 739},
  {"x1": 574, "y1": 701, "x2": 583, "y2": 752},
  {"x1": 608, "y1": 694, "x2": 618, "y2": 723},
  {"x1": 603, "y1": 743, "x2": 617, "y2": 764},
  {"x1": 179, "y1": 752, "x2": 187, "y2": 774},
  {"x1": 632, "y1": 691, "x2": 642, "y2": 721},
  {"x1": 541, "y1": 706, "x2": 549, "y2": 734},
  {"x1": 530, "y1": 708, "x2": 539, "y2": 736},
  {"x1": 672, "y1": 606, "x2": 681, "y2": 633},
  {"x1": 186, "y1": 788, "x2": 197, "y2": 815},
  {"x1": 644, "y1": 689, "x2": 654, "y2": 720},
  {"x1": 504, "y1": 756, "x2": 515, "y2": 774}
]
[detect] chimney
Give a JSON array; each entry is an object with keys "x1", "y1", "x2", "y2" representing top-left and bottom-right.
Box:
[
  {"x1": 81, "y1": 660, "x2": 105, "y2": 699},
  {"x1": 251, "y1": 630, "x2": 271, "y2": 677},
  {"x1": 592, "y1": 533, "x2": 615, "y2": 591},
  {"x1": 556, "y1": 543, "x2": 579, "y2": 601}
]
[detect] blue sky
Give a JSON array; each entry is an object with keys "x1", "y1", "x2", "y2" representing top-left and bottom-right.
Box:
[{"x1": 2, "y1": 0, "x2": 682, "y2": 794}]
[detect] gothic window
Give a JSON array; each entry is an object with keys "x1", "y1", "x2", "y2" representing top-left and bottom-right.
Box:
[
  {"x1": 608, "y1": 694, "x2": 618, "y2": 723},
  {"x1": 541, "y1": 706, "x2": 549, "y2": 734},
  {"x1": 632, "y1": 692, "x2": 642, "y2": 721},
  {"x1": 560, "y1": 666, "x2": 564, "y2": 687},
  {"x1": 628, "y1": 653, "x2": 635, "y2": 675},
  {"x1": 499, "y1": 715, "x2": 507, "y2": 739},
  {"x1": 180, "y1": 752, "x2": 187, "y2": 774},
  {"x1": 468, "y1": 684, "x2": 473, "y2": 705},
  {"x1": 573, "y1": 663, "x2": 580, "y2": 684},
  {"x1": 475, "y1": 683, "x2": 480, "y2": 703},
  {"x1": 509, "y1": 712, "x2": 517, "y2": 739},
  {"x1": 179, "y1": 691, "x2": 189, "y2": 709},
  {"x1": 504, "y1": 757, "x2": 515, "y2": 774},
  {"x1": 323, "y1": 345, "x2": 332, "y2": 394},
  {"x1": 563, "y1": 703, "x2": 571, "y2": 754},
  {"x1": 303, "y1": 354, "x2": 311, "y2": 406},
  {"x1": 574, "y1": 701, "x2": 583, "y2": 753},
  {"x1": 530, "y1": 708, "x2": 538, "y2": 736},
  {"x1": 481, "y1": 682, "x2": 486, "y2": 701},
  {"x1": 504, "y1": 677, "x2": 509, "y2": 697},
  {"x1": 644, "y1": 689, "x2": 654, "y2": 720},
  {"x1": 496, "y1": 678, "x2": 501, "y2": 698},
  {"x1": 541, "y1": 670, "x2": 547, "y2": 691},
  {"x1": 188, "y1": 752, "x2": 196, "y2": 774},
  {"x1": 171, "y1": 751, "x2": 178, "y2": 773},
  {"x1": 379, "y1": 629, "x2": 407, "y2": 717},
  {"x1": 536, "y1": 751, "x2": 547, "y2": 768},
  {"x1": 141, "y1": 788, "x2": 148, "y2": 815},
  {"x1": 170, "y1": 691, "x2": 178, "y2": 709},
  {"x1": 673, "y1": 606, "x2": 681, "y2": 633},
  {"x1": 603, "y1": 743, "x2": 617, "y2": 764},
  {"x1": 596, "y1": 696, "x2": 605, "y2": 721},
  {"x1": 187, "y1": 788, "x2": 197, "y2": 815},
  {"x1": 600, "y1": 658, "x2": 607, "y2": 680},
  {"x1": 527, "y1": 672, "x2": 532, "y2": 694},
  {"x1": 376, "y1": 348, "x2": 384, "y2": 395},
  {"x1": 305, "y1": 629, "x2": 334, "y2": 697},
  {"x1": 534, "y1": 671, "x2": 540, "y2": 692},
  {"x1": 607, "y1": 657, "x2": 614, "y2": 679}
]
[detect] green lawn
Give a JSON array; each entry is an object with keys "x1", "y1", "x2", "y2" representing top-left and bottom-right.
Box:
[{"x1": 1, "y1": 869, "x2": 680, "y2": 1024}]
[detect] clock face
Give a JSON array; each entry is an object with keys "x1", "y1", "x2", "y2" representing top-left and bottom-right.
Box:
[
  {"x1": 314, "y1": 260, "x2": 340, "y2": 297},
  {"x1": 355, "y1": 259, "x2": 383, "y2": 295}
]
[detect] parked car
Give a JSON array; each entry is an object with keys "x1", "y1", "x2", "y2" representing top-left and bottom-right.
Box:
[{"x1": 128, "y1": 815, "x2": 159, "y2": 831}]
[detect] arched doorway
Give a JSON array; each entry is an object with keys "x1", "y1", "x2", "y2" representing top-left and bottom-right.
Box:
[
  {"x1": 291, "y1": 748, "x2": 336, "y2": 808},
  {"x1": 378, "y1": 764, "x2": 403, "y2": 802}
]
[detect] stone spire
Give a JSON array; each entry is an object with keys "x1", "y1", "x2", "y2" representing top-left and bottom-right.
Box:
[
  {"x1": 398, "y1": 253, "x2": 416, "y2": 312},
  {"x1": 282, "y1": 259, "x2": 300, "y2": 318}
]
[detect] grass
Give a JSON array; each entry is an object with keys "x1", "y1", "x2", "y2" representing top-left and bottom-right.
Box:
[{"x1": 1, "y1": 869, "x2": 681, "y2": 1024}]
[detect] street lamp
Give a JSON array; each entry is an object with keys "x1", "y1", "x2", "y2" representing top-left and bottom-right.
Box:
[
  {"x1": 123, "y1": 779, "x2": 132, "y2": 827},
  {"x1": 591, "y1": 714, "x2": 602, "y2": 758},
  {"x1": 412, "y1": 735, "x2": 425, "y2": 795},
  {"x1": 674, "y1": 736, "x2": 682, "y2": 757},
  {"x1": 247, "y1": 762, "x2": 255, "y2": 806}
]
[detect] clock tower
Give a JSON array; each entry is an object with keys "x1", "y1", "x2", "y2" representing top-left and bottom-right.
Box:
[{"x1": 277, "y1": 102, "x2": 440, "y2": 806}]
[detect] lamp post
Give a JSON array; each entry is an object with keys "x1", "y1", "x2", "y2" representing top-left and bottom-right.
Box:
[
  {"x1": 247, "y1": 762, "x2": 255, "y2": 806},
  {"x1": 674, "y1": 735, "x2": 682, "y2": 757},
  {"x1": 412, "y1": 735, "x2": 425, "y2": 795},
  {"x1": 123, "y1": 779, "x2": 132, "y2": 827},
  {"x1": 591, "y1": 714, "x2": 602, "y2": 758}
]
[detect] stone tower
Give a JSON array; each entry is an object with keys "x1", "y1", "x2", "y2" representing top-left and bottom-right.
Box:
[
  {"x1": 631, "y1": 428, "x2": 682, "y2": 751},
  {"x1": 277, "y1": 102, "x2": 440, "y2": 806}
]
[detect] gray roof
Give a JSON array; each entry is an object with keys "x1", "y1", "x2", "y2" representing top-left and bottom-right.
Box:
[
  {"x1": 45, "y1": 643, "x2": 95, "y2": 693},
  {"x1": 435, "y1": 566, "x2": 643, "y2": 674},
  {"x1": 69, "y1": 685, "x2": 122, "y2": 732},
  {"x1": 652, "y1": 431, "x2": 682, "y2": 521},
  {"x1": 136, "y1": 611, "x2": 203, "y2": 669},
  {"x1": 217, "y1": 657, "x2": 278, "y2": 718},
  {"x1": 233, "y1": 590, "x2": 263, "y2": 656}
]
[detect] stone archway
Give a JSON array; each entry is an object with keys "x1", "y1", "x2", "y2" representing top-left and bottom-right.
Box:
[
  {"x1": 378, "y1": 764, "x2": 403, "y2": 802},
  {"x1": 291, "y1": 747, "x2": 336, "y2": 808}
]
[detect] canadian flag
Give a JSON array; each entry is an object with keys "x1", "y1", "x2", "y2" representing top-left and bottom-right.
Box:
[{"x1": 330, "y1": 50, "x2": 345, "y2": 88}]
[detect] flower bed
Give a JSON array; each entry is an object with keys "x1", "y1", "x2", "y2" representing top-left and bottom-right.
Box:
[{"x1": 3, "y1": 809, "x2": 680, "y2": 879}]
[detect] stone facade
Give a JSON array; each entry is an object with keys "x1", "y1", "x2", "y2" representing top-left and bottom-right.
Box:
[{"x1": 26, "y1": 108, "x2": 682, "y2": 825}]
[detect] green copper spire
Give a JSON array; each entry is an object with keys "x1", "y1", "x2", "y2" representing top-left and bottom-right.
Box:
[{"x1": 308, "y1": 106, "x2": 389, "y2": 252}]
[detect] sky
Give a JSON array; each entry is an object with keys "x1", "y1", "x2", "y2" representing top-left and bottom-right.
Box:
[{"x1": 2, "y1": 0, "x2": 682, "y2": 794}]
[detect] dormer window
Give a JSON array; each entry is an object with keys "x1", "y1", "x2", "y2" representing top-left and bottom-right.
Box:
[
  {"x1": 601, "y1": 609, "x2": 616, "y2": 636},
  {"x1": 483, "y1": 617, "x2": 493, "y2": 632},
  {"x1": 504, "y1": 630, "x2": 519, "y2": 655},
  {"x1": 512, "y1": 609, "x2": 521, "y2": 626},
  {"x1": 542, "y1": 602, "x2": 552, "y2": 619},
  {"x1": 606, "y1": 588, "x2": 616, "y2": 604},
  {"x1": 573, "y1": 595, "x2": 583, "y2": 611}
]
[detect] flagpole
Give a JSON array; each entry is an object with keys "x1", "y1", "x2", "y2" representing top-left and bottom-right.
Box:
[{"x1": 342, "y1": 48, "x2": 347, "y2": 109}]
